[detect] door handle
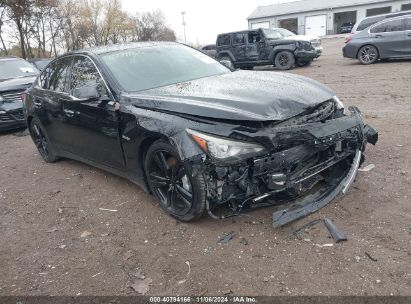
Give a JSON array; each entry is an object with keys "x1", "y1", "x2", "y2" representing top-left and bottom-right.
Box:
[
  {"x1": 408, "y1": 33, "x2": 411, "y2": 37},
  {"x1": 63, "y1": 109, "x2": 75, "y2": 117},
  {"x1": 374, "y1": 34, "x2": 383, "y2": 38}
]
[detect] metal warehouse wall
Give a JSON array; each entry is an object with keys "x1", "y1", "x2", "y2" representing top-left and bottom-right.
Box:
[{"x1": 248, "y1": 0, "x2": 411, "y2": 35}]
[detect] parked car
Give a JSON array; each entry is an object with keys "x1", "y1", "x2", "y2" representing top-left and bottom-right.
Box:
[
  {"x1": 201, "y1": 44, "x2": 217, "y2": 58},
  {"x1": 351, "y1": 10, "x2": 411, "y2": 34},
  {"x1": 28, "y1": 58, "x2": 52, "y2": 71},
  {"x1": 268, "y1": 27, "x2": 323, "y2": 58},
  {"x1": 0, "y1": 56, "x2": 39, "y2": 132},
  {"x1": 216, "y1": 28, "x2": 319, "y2": 70},
  {"x1": 340, "y1": 22, "x2": 355, "y2": 34},
  {"x1": 343, "y1": 15, "x2": 411, "y2": 64},
  {"x1": 24, "y1": 42, "x2": 378, "y2": 225}
]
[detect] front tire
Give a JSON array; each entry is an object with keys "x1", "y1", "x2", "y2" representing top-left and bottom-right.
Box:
[
  {"x1": 144, "y1": 139, "x2": 206, "y2": 222},
  {"x1": 274, "y1": 51, "x2": 295, "y2": 70},
  {"x1": 29, "y1": 118, "x2": 59, "y2": 163},
  {"x1": 358, "y1": 45, "x2": 379, "y2": 65}
]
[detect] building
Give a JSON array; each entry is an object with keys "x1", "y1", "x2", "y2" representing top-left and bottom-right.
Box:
[{"x1": 248, "y1": 0, "x2": 411, "y2": 36}]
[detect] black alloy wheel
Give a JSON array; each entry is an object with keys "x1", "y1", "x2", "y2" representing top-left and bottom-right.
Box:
[
  {"x1": 274, "y1": 51, "x2": 295, "y2": 70},
  {"x1": 144, "y1": 140, "x2": 206, "y2": 221},
  {"x1": 30, "y1": 119, "x2": 58, "y2": 163}
]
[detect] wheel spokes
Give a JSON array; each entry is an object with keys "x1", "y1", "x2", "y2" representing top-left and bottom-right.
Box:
[
  {"x1": 149, "y1": 173, "x2": 170, "y2": 188},
  {"x1": 175, "y1": 184, "x2": 193, "y2": 207},
  {"x1": 153, "y1": 151, "x2": 170, "y2": 175}
]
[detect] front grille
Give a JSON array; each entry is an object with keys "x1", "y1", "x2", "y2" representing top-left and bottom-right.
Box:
[
  {"x1": 0, "y1": 109, "x2": 24, "y2": 122},
  {"x1": 0, "y1": 90, "x2": 24, "y2": 103},
  {"x1": 277, "y1": 100, "x2": 336, "y2": 127}
]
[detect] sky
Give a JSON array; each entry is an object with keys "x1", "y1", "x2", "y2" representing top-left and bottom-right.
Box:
[{"x1": 121, "y1": 0, "x2": 298, "y2": 45}]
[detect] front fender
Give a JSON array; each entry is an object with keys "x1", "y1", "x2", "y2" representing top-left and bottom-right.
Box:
[{"x1": 268, "y1": 43, "x2": 297, "y2": 62}]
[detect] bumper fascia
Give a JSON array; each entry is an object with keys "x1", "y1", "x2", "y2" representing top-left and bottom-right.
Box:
[{"x1": 0, "y1": 119, "x2": 26, "y2": 132}]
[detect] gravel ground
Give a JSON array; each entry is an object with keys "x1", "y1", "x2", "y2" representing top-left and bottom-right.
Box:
[{"x1": 0, "y1": 38, "x2": 410, "y2": 296}]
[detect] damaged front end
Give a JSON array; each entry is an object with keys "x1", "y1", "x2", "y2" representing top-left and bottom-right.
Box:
[{"x1": 185, "y1": 100, "x2": 378, "y2": 227}]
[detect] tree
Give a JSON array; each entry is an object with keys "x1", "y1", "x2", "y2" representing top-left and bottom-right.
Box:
[
  {"x1": 0, "y1": 0, "x2": 9, "y2": 54},
  {"x1": 135, "y1": 10, "x2": 176, "y2": 42}
]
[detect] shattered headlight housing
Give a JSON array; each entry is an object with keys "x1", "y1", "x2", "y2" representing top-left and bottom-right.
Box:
[
  {"x1": 187, "y1": 129, "x2": 267, "y2": 162},
  {"x1": 332, "y1": 96, "x2": 344, "y2": 110}
]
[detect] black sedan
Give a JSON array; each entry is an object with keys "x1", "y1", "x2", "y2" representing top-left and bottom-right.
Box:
[
  {"x1": 24, "y1": 42, "x2": 378, "y2": 225},
  {"x1": 1, "y1": 56, "x2": 39, "y2": 132}
]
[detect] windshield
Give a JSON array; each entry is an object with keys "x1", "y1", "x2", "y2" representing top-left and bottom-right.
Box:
[
  {"x1": 262, "y1": 28, "x2": 295, "y2": 39},
  {"x1": 0, "y1": 59, "x2": 39, "y2": 80},
  {"x1": 101, "y1": 44, "x2": 230, "y2": 92}
]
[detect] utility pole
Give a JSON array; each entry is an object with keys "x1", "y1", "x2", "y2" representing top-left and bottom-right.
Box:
[{"x1": 181, "y1": 11, "x2": 187, "y2": 44}]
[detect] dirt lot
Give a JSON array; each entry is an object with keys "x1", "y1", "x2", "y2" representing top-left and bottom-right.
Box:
[{"x1": 0, "y1": 38, "x2": 410, "y2": 296}]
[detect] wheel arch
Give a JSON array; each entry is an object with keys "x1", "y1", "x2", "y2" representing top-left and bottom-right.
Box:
[{"x1": 269, "y1": 44, "x2": 296, "y2": 62}]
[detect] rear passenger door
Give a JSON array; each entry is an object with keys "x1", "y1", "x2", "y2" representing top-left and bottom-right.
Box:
[
  {"x1": 33, "y1": 56, "x2": 73, "y2": 151},
  {"x1": 231, "y1": 33, "x2": 248, "y2": 62},
  {"x1": 405, "y1": 17, "x2": 411, "y2": 54},
  {"x1": 370, "y1": 18, "x2": 406, "y2": 57}
]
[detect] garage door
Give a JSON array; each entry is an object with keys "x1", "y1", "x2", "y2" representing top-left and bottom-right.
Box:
[
  {"x1": 305, "y1": 15, "x2": 327, "y2": 36},
  {"x1": 251, "y1": 21, "x2": 270, "y2": 29}
]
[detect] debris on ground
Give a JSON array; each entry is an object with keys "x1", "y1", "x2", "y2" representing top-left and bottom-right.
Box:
[
  {"x1": 130, "y1": 278, "x2": 152, "y2": 295},
  {"x1": 218, "y1": 232, "x2": 234, "y2": 244},
  {"x1": 123, "y1": 250, "x2": 134, "y2": 261},
  {"x1": 365, "y1": 251, "x2": 378, "y2": 262},
  {"x1": 80, "y1": 231, "x2": 92, "y2": 238},
  {"x1": 98, "y1": 207, "x2": 118, "y2": 212},
  {"x1": 132, "y1": 268, "x2": 146, "y2": 280},
  {"x1": 240, "y1": 237, "x2": 249, "y2": 245},
  {"x1": 324, "y1": 218, "x2": 347, "y2": 243},
  {"x1": 292, "y1": 219, "x2": 322, "y2": 239},
  {"x1": 315, "y1": 243, "x2": 334, "y2": 248},
  {"x1": 359, "y1": 164, "x2": 375, "y2": 172}
]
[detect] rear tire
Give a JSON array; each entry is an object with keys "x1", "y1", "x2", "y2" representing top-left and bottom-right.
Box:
[
  {"x1": 358, "y1": 45, "x2": 379, "y2": 65},
  {"x1": 29, "y1": 118, "x2": 59, "y2": 163},
  {"x1": 144, "y1": 139, "x2": 206, "y2": 222},
  {"x1": 274, "y1": 51, "x2": 295, "y2": 70}
]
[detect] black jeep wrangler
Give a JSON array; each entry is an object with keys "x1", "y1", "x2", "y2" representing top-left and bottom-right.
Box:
[{"x1": 216, "y1": 28, "x2": 317, "y2": 70}]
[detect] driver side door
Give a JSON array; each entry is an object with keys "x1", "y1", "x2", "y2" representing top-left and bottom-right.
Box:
[{"x1": 60, "y1": 55, "x2": 125, "y2": 169}]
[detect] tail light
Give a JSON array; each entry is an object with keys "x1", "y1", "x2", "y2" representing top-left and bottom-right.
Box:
[
  {"x1": 345, "y1": 36, "x2": 352, "y2": 44},
  {"x1": 21, "y1": 92, "x2": 27, "y2": 103}
]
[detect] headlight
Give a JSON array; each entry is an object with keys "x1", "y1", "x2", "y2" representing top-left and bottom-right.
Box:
[
  {"x1": 332, "y1": 96, "x2": 344, "y2": 110},
  {"x1": 187, "y1": 129, "x2": 267, "y2": 162}
]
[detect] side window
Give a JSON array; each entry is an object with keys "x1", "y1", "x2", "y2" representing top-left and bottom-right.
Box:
[
  {"x1": 248, "y1": 32, "x2": 261, "y2": 44},
  {"x1": 47, "y1": 57, "x2": 72, "y2": 93},
  {"x1": 233, "y1": 33, "x2": 246, "y2": 45},
  {"x1": 37, "y1": 65, "x2": 51, "y2": 89},
  {"x1": 70, "y1": 56, "x2": 108, "y2": 98},
  {"x1": 406, "y1": 18, "x2": 411, "y2": 30},
  {"x1": 217, "y1": 35, "x2": 231, "y2": 46},
  {"x1": 371, "y1": 19, "x2": 405, "y2": 33}
]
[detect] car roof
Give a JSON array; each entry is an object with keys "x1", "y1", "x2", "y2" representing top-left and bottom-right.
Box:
[
  {"x1": 361, "y1": 9, "x2": 411, "y2": 22},
  {"x1": 67, "y1": 41, "x2": 180, "y2": 56},
  {"x1": 218, "y1": 30, "x2": 256, "y2": 36}
]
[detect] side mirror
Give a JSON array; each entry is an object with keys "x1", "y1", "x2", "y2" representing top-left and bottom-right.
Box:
[{"x1": 73, "y1": 83, "x2": 100, "y2": 102}]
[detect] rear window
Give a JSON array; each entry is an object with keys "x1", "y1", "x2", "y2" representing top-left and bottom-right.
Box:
[{"x1": 217, "y1": 35, "x2": 231, "y2": 46}]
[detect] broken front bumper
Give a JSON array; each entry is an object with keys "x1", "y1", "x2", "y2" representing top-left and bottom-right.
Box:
[{"x1": 200, "y1": 107, "x2": 378, "y2": 226}]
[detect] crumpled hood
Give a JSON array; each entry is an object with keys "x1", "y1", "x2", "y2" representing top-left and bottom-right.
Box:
[
  {"x1": 123, "y1": 71, "x2": 335, "y2": 121},
  {"x1": 0, "y1": 76, "x2": 36, "y2": 92}
]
